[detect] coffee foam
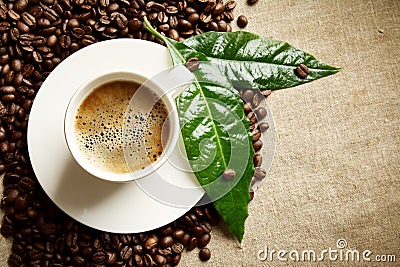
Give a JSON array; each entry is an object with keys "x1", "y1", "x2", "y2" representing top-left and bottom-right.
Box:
[{"x1": 74, "y1": 80, "x2": 168, "y2": 174}]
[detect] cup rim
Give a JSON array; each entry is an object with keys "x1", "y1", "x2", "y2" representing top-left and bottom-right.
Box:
[{"x1": 64, "y1": 70, "x2": 180, "y2": 183}]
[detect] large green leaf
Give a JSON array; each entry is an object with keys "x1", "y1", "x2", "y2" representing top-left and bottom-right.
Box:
[
  {"x1": 168, "y1": 31, "x2": 340, "y2": 90},
  {"x1": 176, "y1": 74, "x2": 254, "y2": 243},
  {"x1": 145, "y1": 18, "x2": 254, "y2": 243}
]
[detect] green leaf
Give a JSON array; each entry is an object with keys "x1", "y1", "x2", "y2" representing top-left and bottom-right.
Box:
[
  {"x1": 176, "y1": 75, "x2": 254, "y2": 243},
  {"x1": 169, "y1": 31, "x2": 340, "y2": 90},
  {"x1": 145, "y1": 18, "x2": 254, "y2": 243}
]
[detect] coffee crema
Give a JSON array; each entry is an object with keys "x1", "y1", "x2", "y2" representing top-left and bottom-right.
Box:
[{"x1": 74, "y1": 80, "x2": 168, "y2": 174}]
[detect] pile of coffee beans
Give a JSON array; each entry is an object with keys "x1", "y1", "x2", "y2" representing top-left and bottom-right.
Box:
[{"x1": 0, "y1": 0, "x2": 268, "y2": 266}]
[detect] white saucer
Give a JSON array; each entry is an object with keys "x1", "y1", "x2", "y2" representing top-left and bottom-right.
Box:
[{"x1": 27, "y1": 39, "x2": 205, "y2": 233}]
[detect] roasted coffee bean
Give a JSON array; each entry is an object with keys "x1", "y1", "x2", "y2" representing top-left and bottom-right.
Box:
[
  {"x1": 258, "y1": 121, "x2": 269, "y2": 132},
  {"x1": 16, "y1": 21, "x2": 30, "y2": 33},
  {"x1": 253, "y1": 139, "x2": 263, "y2": 151},
  {"x1": 247, "y1": 111, "x2": 257, "y2": 124},
  {"x1": 222, "y1": 168, "x2": 236, "y2": 181},
  {"x1": 14, "y1": 0, "x2": 28, "y2": 13},
  {"x1": 5, "y1": 189, "x2": 19, "y2": 203},
  {"x1": 185, "y1": 57, "x2": 199, "y2": 72},
  {"x1": 143, "y1": 254, "x2": 154, "y2": 267},
  {"x1": 0, "y1": 86, "x2": 16, "y2": 94},
  {"x1": 255, "y1": 107, "x2": 267, "y2": 119},
  {"x1": 243, "y1": 102, "x2": 253, "y2": 113},
  {"x1": 144, "y1": 236, "x2": 158, "y2": 250},
  {"x1": 158, "y1": 247, "x2": 172, "y2": 256},
  {"x1": 15, "y1": 195, "x2": 28, "y2": 211},
  {"x1": 18, "y1": 176, "x2": 35, "y2": 191},
  {"x1": 187, "y1": 236, "x2": 197, "y2": 250},
  {"x1": 0, "y1": 22, "x2": 11, "y2": 32},
  {"x1": 132, "y1": 244, "x2": 143, "y2": 254},
  {"x1": 166, "y1": 5, "x2": 178, "y2": 14},
  {"x1": 8, "y1": 10, "x2": 21, "y2": 21},
  {"x1": 0, "y1": 141, "x2": 9, "y2": 154},
  {"x1": 179, "y1": 233, "x2": 190, "y2": 245},
  {"x1": 199, "y1": 247, "x2": 211, "y2": 261},
  {"x1": 42, "y1": 223, "x2": 56, "y2": 234},
  {"x1": 2, "y1": 94, "x2": 16, "y2": 103},
  {"x1": 120, "y1": 245, "x2": 133, "y2": 260},
  {"x1": 261, "y1": 89, "x2": 272, "y2": 98},
  {"x1": 295, "y1": 63, "x2": 311, "y2": 78},
  {"x1": 225, "y1": 0, "x2": 237, "y2": 10},
  {"x1": 215, "y1": 2, "x2": 225, "y2": 14},
  {"x1": 172, "y1": 228, "x2": 185, "y2": 240},
  {"x1": 171, "y1": 242, "x2": 184, "y2": 254},
  {"x1": 8, "y1": 253, "x2": 22, "y2": 266},
  {"x1": 199, "y1": 13, "x2": 212, "y2": 24},
  {"x1": 254, "y1": 167, "x2": 266, "y2": 180},
  {"x1": 178, "y1": 19, "x2": 192, "y2": 31},
  {"x1": 133, "y1": 254, "x2": 144, "y2": 266},
  {"x1": 252, "y1": 93, "x2": 263, "y2": 107},
  {"x1": 242, "y1": 89, "x2": 255, "y2": 102},
  {"x1": 9, "y1": 28, "x2": 20, "y2": 42},
  {"x1": 21, "y1": 12, "x2": 36, "y2": 28},
  {"x1": 247, "y1": 0, "x2": 259, "y2": 5},
  {"x1": 237, "y1": 15, "x2": 248, "y2": 28},
  {"x1": 159, "y1": 235, "x2": 173, "y2": 248},
  {"x1": 198, "y1": 233, "x2": 211, "y2": 248},
  {"x1": 192, "y1": 225, "x2": 204, "y2": 237},
  {"x1": 154, "y1": 254, "x2": 166, "y2": 265},
  {"x1": 253, "y1": 152, "x2": 262, "y2": 166},
  {"x1": 170, "y1": 253, "x2": 181, "y2": 266},
  {"x1": 92, "y1": 251, "x2": 106, "y2": 263},
  {"x1": 0, "y1": 4, "x2": 6, "y2": 21},
  {"x1": 181, "y1": 214, "x2": 194, "y2": 227},
  {"x1": 106, "y1": 251, "x2": 117, "y2": 264}
]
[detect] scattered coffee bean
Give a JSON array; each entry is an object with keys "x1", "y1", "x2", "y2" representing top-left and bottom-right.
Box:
[
  {"x1": 185, "y1": 57, "x2": 199, "y2": 72},
  {"x1": 222, "y1": 168, "x2": 236, "y2": 181},
  {"x1": 242, "y1": 89, "x2": 255, "y2": 102},
  {"x1": 258, "y1": 121, "x2": 270, "y2": 132},
  {"x1": 295, "y1": 63, "x2": 311, "y2": 79},
  {"x1": 237, "y1": 15, "x2": 248, "y2": 28},
  {"x1": 255, "y1": 107, "x2": 267, "y2": 119},
  {"x1": 253, "y1": 152, "x2": 262, "y2": 166},
  {"x1": 254, "y1": 167, "x2": 267, "y2": 180},
  {"x1": 247, "y1": 0, "x2": 259, "y2": 5},
  {"x1": 199, "y1": 247, "x2": 211, "y2": 261},
  {"x1": 253, "y1": 139, "x2": 263, "y2": 151}
]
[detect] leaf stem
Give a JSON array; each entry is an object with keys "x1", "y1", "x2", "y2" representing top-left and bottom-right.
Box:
[{"x1": 143, "y1": 17, "x2": 186, "y2": 65}]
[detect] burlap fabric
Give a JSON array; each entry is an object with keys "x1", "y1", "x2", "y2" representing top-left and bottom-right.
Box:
[{"x1": 1, "y1": 0, "x2": 399, "y2": 266}]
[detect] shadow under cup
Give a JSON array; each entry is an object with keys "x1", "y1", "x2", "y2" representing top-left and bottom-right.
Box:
[{"x1": 64, "y1": 71, "x2": 180, "y2": 183}]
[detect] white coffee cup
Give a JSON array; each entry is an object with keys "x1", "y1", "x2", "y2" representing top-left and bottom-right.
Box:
[{"x1": 64, "y1": 70, "x2": 184, "y2": 183}]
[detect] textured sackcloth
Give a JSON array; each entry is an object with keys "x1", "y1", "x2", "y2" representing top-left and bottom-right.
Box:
[{"x1": 1, "y1": 0, "x2": 399, "y2": 266}]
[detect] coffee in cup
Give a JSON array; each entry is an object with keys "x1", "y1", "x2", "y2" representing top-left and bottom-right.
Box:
[{"x1": 64, "y1": 71, "x2": 179, "y2": 182}]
